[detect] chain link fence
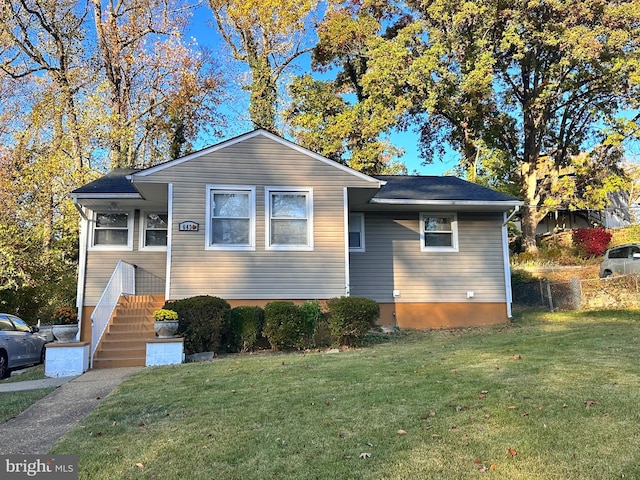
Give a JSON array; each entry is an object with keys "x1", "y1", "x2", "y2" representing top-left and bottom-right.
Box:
[{"x1": 512, "y1": 274, "x2": 640, "y2": 311}]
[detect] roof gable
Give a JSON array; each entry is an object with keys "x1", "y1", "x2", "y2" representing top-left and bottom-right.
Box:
[{"x1": 132, "y1": 129, "x2": 380, "y2": 184}]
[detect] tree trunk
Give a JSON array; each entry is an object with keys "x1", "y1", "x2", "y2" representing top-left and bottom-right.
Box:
[{"x1": 519, "y1": 158, "x2": 542, "y2": 254}]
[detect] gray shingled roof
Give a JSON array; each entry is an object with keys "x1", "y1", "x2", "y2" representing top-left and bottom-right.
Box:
[
  {"x1": 71, "y1": 168, "x2": 140, "y2": 196},
  {"x1": 71, "y1": 167, "x2": 520, "y2": 206},
  {"x1": 373, "y1": 175, "x2": 520, "y2": 203}
]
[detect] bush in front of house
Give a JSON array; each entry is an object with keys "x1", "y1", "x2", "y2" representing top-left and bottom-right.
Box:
[
  {"x1": 326, "y1": 296, "x2": 380, "y2": 347},
  {"x1": 572, "y1": 227, "x2": 612, "y2": 257},
  {"x1": 264, "y1": 301, "x2": 319, "y2": 350},
  {"x1": 164, "y1": 295, "x2": 230, "y2": 355},
  {"x1": 224, "y1": 306, "x2": 265, "y2": 352}
]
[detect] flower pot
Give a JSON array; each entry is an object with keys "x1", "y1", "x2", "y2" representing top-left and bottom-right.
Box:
[
  {"x1": 154, "y1": 320, "x2": 179, "y2": 338},
  {"x1": 52, "y1": 324, "x2": 79, "y2": 343}
]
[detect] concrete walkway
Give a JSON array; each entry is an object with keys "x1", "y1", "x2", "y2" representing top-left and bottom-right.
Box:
[{"x1": 0, "y1": 367, "x2": 142, "y2": 454}]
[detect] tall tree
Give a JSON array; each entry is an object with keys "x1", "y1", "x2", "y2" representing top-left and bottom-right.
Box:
[
  {"x1": 0, "y1": 0, "x2": 89, "y2": 172},
  {"x1": 364, "y1": 0, "x2": 640, "y2": 252},
  {"x1": 207, "y1": 0, "x2": 316, "y2": 131},
  {"x1": 91, "y1": 0, "x2": 224, "y2": 168},
  {"x1": 286, "y1": 1, "x2": 407, "y2": 174}
]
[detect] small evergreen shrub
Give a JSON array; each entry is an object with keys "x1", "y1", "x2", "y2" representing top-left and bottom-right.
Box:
[
  {"x1": 299, "y1": 300, "x2": 323, "y2": 347},
  {"x1": 164, "y1": 296, "x2": 230, "y2": 355},
  {"x1": 326, "y1": 296, "x2": 380, "y2": 346},
  {"x1": 264, "y1": 301, "x2": 318, "y2": 350},
  {"x1": 225, "y1": 306, "x2": 265, "y2": 352},
  {"x1": 572, "y1": 227, "x2": 612, "y2": 257}
]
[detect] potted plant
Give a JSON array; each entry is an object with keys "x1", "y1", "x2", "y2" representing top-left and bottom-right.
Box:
[
  {"x1": 51, "y1": 306, "x2": 79, "y2": 343},
  {"x1": 153, "y1": 308, "x2": 179, "y2": 338}
]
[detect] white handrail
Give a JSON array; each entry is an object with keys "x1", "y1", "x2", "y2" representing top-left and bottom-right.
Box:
[{"x1": 90, "y1": 260, "x2": 136, "y2": 368}]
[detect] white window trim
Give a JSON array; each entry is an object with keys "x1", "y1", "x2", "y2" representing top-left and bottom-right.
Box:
[
  {"x1": 139, "y1": 211, "x2": 168, "y2": 251},
  {"x1": 265, "y1": 187, "x2": 314, "y2": 251},
  {"x1": 89, "y1": 210, "x2": 135, "y2": 251},
  {"x1": 349, "y1": 212, "x2": 365, "y2": 252},
  {"x1": 420, "y1": 212, "x2": 459, "y2": 252},
  {"x1": 206, "y1": 185, "x2": 256, "y2": 251}
]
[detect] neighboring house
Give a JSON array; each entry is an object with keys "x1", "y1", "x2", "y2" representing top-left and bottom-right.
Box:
[{"x1": 71, "y1": 130, "x2": 522, "y2": 366}]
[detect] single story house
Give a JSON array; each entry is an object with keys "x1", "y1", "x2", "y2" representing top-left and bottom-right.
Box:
[{"x1": 70, "y1": 130, "x2": 522, "y2": 367}]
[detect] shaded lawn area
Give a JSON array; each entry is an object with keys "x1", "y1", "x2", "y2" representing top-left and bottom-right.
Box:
[
  {"x1": 0, "y1": 365, "x2": 52, "y2": 423},
  {"x1": 50, "y1": 310, "x2": 640, "y2": 479}
]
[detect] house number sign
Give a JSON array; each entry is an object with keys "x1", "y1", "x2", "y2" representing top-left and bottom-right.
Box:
[{"x1": 179, "y1": 221, "x2": 199, "y2": 232}]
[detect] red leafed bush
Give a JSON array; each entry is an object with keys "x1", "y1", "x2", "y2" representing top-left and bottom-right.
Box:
[{"x1": 572, "y1": 227, "x2": 612, "y2": 257}]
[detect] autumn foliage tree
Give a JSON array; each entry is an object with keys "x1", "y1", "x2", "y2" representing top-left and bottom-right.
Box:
[
  {"x1": 207, "y1": 0, "x2": 316, "y2": 132},
  {"x1": 286, "y1": 1, "x2": 407, "y2": 174},
  {"x1": 90, "y1": 0, "x2": 225, "y2": 168},
  {"x1": 362, "y1": 0, "x2": 640, "y2": 252}
]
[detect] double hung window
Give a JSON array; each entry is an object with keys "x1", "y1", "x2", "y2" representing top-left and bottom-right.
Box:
[
  {"x1": 207, "y1": 186, "x2": 255, "y2": 250},
  {"x1": 349, "y1": 213, "x2": 365, "y2": 252},
  {"x1": 141, "y1": 213, "x2": 168, "y2": 250},
  {"x1": 420, "y1": 213, "x2": 458, "y2": 252},
  {"x1": 91, "y1": 212, "x2": 133, "y2": 250},
  {"x1": 266, "y1": 188, "x2": 313, "y2": 250}
]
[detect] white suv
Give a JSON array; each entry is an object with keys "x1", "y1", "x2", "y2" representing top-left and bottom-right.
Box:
[{"x1": 599, "y1": 244, "x2": 640, "y2": 278}]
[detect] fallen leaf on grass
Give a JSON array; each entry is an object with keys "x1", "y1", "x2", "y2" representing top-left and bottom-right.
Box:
[
  {"x1": 474, "y1": 460, "x2": 497, "y2": 473},
  {"x1": 508, "y1": 448, "x2": 517, "y2": 457},
  {"x1": 397, "y1": 429, "x2": 407, "y2": 435},
  {"x1": 507, "y1": 406, "x2": 517, "y2": 410}
]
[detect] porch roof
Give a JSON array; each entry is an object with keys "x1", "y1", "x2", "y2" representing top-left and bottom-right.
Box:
[{"x1": 70, "y1": 168, "x2": 142, "y2": 199}]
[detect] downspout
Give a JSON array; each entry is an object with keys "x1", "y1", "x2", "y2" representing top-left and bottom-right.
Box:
[
  {"x1": 72, "y1": 198, "x2": 89, "y2": 342},
  {"x1": 343, "y1": 187, "x2": 350, "y2": 296},
  {"x1": 502, "y1": 206, "x2": 519, "y2": 319},
  {"x1": 165, "y1": 183, "x2": 173, "y2": 301}
]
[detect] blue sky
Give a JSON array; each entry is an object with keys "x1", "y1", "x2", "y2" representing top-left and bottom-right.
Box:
[{"x1": 186, "y1": 6, "x2": 456, "y2": 176}]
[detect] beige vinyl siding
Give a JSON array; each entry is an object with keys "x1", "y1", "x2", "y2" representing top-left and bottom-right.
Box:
[
  {"x1": 83, "y1": 210, "x2": 166, "y2": 305},
  {"x1": 136, "y1": 136, "x2": 374, "y2": 300},
  {"x1": 350, "y1": 212, "x2": 507, "y2": 303}
]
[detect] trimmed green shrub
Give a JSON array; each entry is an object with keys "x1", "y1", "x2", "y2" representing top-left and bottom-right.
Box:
[
  {"x1": 164, "y1": 296, "x2": 230, "y2": 355},
  {"x1": 299, "y1": 300, "x2": 323, "y2": 347},
  {"x1": 225, "y1": 306, "x2": 265, "y2": 352},
  {"x1": 326, "y1": 296, "x2": 380, "y2": 346},
  {"x1": 264, "y1": 301, "x2": 318, "y2": 350}
]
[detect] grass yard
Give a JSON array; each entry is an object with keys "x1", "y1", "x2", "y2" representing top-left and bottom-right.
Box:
[
  {"x1": 50, "y1": 310, "x2": 640, "y2": 479},
  {"x1": 0, "y1": 365, "x2": 52, "y2": 423}
]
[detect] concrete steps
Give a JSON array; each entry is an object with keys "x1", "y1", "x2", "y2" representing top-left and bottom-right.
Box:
[{"x1": 92, "y1": 295, "x2": 165, "y2": 369}]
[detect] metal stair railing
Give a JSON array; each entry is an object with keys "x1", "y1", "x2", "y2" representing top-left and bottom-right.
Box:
[{"x1": 90, "y1": 260, "x2": 136, "y2": 368}]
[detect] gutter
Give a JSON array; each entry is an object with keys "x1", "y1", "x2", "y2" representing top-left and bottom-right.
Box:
[
  {"x1": 503, "y1": 205, "x2": 521, "y2": 225},
  {"x1": 71, "y1": 197, "x2": 88, "y2": 220},
  {"x1": 370, "y1": 198, "x2": 523, "y2": 208}
]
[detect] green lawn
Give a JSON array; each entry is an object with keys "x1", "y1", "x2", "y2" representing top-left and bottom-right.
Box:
[
  {"x1": 0, "y1": 365, "x2": 52, "y2": 423},
  {"x1": 50, "y1": 310, "x2": 640, "y2": 479}
]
